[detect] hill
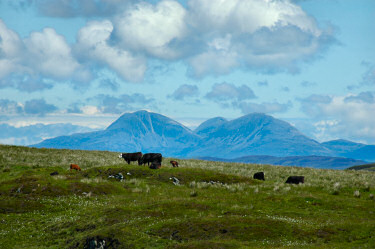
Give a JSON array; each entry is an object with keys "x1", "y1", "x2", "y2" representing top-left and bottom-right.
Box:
[
  {"x1": 199, "y1": 155, "x2": 366, "y2": 169},
  {"x1": 1, "y1": 145, "x2": 375, "y2": 248},
  {"x1": 347, "y1": 163, "x2": 375, "y2": 171}
]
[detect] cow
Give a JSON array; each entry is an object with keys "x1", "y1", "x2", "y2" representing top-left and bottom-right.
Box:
[
  {"x1": 170, "y1": 160, "x2": 179, "y2": 167},
  {"x1": 70, "y1": 164, "x2": 81, "y2": 171},
  {"x1": 119, "y1": 152, "x2": 143, "y2": 165},
  {"x1": 253, "y1": 172, "x2": 265, "y2": 181},
  {"x1": 149, "y1": 162, "x2": 161, "y2": 169},
  {"x1": 140, "y1": 153, "x2": 162, "y2": 166},
  {"x1": 285, "y1": 176, "x2": 304, "y2": 184}
]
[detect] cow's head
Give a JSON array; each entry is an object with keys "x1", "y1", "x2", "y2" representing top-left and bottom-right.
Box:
[{"x1": 118, "y1": 153, "x2": 124, "y2": 158}]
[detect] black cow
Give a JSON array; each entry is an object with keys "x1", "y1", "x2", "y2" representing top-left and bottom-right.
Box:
[
  {"x1": 140, "y1": 153, "x2": 162, "y2": 166},
  {"x1": 285, "y1": 176, "x2": 304, "y2": 184},
  {"x1": 149, "y1": 162, "x2": 161, "y2": 169},
  {"x1": 119, "y1": 152, "x2": 143, "y2": 165},
  {"x1": 253, "y1": 172, "x2": 265, "y2": 181}
]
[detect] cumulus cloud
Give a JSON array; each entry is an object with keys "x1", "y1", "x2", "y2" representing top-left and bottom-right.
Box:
[
  {"x1": 1, "y1": 0, "x2": 336, "y2": 84},
  {"x1": 168, "y1": 84, "x2": 199, "y2": 100},
  {"x1": 113, "y1": 0, "x2": 188, "y2": 59},
  {"x1": 205, "y1": 82, "x2": 256, "y2": 102},
  {"x1": 75, "y1": 20, "x2": 146, "y2": 82},
  {"x1": 0, "y1": 75, "x2": 53, "y2": 92},
  {"x1": 24, "y1": 99, "x2": 58, "y2": 115},
  {"x1": 205, "y1": 82, "x2": 289, "y2": 114},
  {"x1": 236, "y1": 101, "x2": 292, "y2": 114},
  {"x1": 0, "y1": 99, "x2": 23, "y2": 114},
  {"x1": 0, "y1": 20, "x2": 89, "y2": 87},
  {"x1": 186, "y1": 0, "x2": 333, "y2": 76},
  {"x1": 298, "y1": 92, "x2": 375, "y2": 143},
  {"x1": 0, "y1": 98, "x2": 58, "y2": 116},
  {"x1": 69, "y1": 93, "x2": 155, "y2": 114}
]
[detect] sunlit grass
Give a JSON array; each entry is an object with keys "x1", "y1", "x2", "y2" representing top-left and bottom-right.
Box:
[{"x1": 1, "y1": 145, "x2": 375, "y2": 248}]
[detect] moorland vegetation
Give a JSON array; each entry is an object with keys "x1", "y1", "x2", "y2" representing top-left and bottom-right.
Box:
[{"x1": 0, "y1": 145, "x2": 374, "y2": 248}]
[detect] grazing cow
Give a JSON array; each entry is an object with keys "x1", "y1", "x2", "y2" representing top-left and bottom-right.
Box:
[
  {"x1": 119, "y1": 152, "x2": 143, "y2": 165},
  {"x1": 70, "y1": 164, "x2": 81, "y2": 171},
  {"x1": 140, "y1": 153, "x2": 162, "y2": 166},
  {"x1": 170, "y1": 160, "x2": 179, "y2": 167},
  {"x1": 253, "y1": 172, "x2": 265, "y2": 181},
  {"x1": 149, "y1": 162, "x2": 161, "y2": 169},
  {"x1": 285, "y1": 176, "x2": 304, "y2": 184}
]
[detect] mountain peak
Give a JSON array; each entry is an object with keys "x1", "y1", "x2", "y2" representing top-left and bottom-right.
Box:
[{"x1": 195, "y1": 117, "x2": 227, "y2": 136}]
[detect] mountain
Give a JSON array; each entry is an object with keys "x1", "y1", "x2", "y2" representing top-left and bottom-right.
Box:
[
  {"x1": 35, "y1": 111, "x2": 201, "y2": 156},
  {"x1": 195, "y1": 117, "x2": 227, "y2": 137},
  {"x1": 322, "y1": 139, "x2": 375, "y2": 161},
  {"x1": 189, "y1": 113, "x2": 331, "y2": 158},
  {"x1": 198, "y1": 155, "x2": 366, "y2": 170},
  {"x1": 33, "y1": 110, "x2": 373, "y2": 164}
]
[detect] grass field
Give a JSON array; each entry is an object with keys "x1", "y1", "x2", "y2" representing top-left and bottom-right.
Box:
[{"x1": 1, "y1": 144, "x2": 375, "y2": 248}]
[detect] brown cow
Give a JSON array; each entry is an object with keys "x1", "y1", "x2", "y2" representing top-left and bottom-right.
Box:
[
  {"x1": 70, "y1": 164, "x2": 81, "y2": 171},
  {"x1": 170, "y1": 160, "x2": 179, "y2": 167}
]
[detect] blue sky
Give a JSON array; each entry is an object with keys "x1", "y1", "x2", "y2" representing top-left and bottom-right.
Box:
[{"x1": 0, "y1": 0, "x2": 374, "y2": 145}]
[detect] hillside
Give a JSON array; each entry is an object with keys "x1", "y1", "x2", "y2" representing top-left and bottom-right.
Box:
[
  {"x1": 347, "y1": 163, "x2": 375, "y2": 171},
  {"x1": 199, "y1": 155, "x2": 366, "y2": 169},
  {"x1": 1, "y1": 145, "x2": 375, "y2": 248}
]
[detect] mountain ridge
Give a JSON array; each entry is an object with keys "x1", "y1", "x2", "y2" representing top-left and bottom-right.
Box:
[{"x1": 33, "y1": 110, "x2": 374, "y2": 165}]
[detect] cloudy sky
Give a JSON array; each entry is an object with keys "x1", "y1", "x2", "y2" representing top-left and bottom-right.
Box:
[{"x1": 0, "y1": 0, "x2": 374, "y2": 145}]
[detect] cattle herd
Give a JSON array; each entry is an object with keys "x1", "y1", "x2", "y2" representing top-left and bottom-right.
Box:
[
  {"x1": 69, "y1": 152, "x2": 305, "y2": 185},
  {"x1": 119, "y1": 152, "x2": 179, "y2": 170}
]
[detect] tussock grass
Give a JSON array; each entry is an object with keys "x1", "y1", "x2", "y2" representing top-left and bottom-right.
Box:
[{"x1": 1, "y1": 145, "x2": 375, "y2": 248}]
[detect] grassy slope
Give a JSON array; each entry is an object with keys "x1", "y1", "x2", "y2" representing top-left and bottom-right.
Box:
[
  {"x1": 347, "y1": 163, "x2": 375, "y2": 171},
  {"x1": 1, "y1": 145, "x2": 375, "y2": 248}
]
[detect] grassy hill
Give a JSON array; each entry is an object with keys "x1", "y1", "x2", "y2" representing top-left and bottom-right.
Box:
[
  {"x1": 347, "y1": 163, "x2": 375, "y2": 171},
  {"x1": 1, "y1": 145, "x2": 375, "y2": 248}
]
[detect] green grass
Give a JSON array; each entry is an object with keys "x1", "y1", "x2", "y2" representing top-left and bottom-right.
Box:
[
  {"x1": 1, "y1": 144, "x2": 375, "y2": 248},
  {"x1": 347, "y1": 163, "x2": 375, "y2": 171}
]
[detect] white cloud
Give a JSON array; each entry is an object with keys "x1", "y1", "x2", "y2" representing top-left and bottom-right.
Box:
[
  {"x1": 0, "y1": 20, "x2": 88, "y2": 84},
  {"x1": 24, "y1": 28, "x2": 81, "y2": 79},
  {"x1": 1, "y1": 0, "x2": 336, "y2": 83},
  {"x1": 206, "y1": 82, "x2": 256, "y2": 101},
  {"x1": 237, "y1": 101, "x2": 292, "y2": 114},
  {"x1": 76, "y1": 20, "x2": 146, "y2": 82},
  {"x1": 299, "y1": 93, "x2": 375, "y2": 143},
  {"x1": 188, "y1": 0, "x2": 320, "y2": 35},
  {"x1": 168, "y1": 84, "x2": 199, "y2": 100},
  {"x1": 113, "y1": 0, "x2": 187, "y2": 59}
]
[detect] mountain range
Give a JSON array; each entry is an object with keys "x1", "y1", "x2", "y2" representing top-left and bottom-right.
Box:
[{"x1": 33, "y1": 110, "x2": 375, "y2": 167}]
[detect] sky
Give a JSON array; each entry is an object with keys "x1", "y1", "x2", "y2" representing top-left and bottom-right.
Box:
[{"x1": 0, "y1": 0, "x2": 374, "y2": 146}]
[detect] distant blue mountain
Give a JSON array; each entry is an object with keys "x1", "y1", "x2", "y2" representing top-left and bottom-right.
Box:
[
  {"x1": 189, "y1": 113, "x2": 331, "y2": 158},
  {"x1": 35, "y1": 111, "x2": 201, "y2": 156},
  {"x1": 322, "y1": 139, "x2": 375, "y2": 161},
  {"x1": 33, "y1": 110, "x2": 374, "y2": 166}
]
